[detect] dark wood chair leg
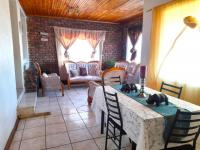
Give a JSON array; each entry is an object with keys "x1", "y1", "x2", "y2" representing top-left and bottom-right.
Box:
[
  {"x1": 61, "y1": 83, "x2": 64, "y2": 96},
  {"x1": 42, "y1": 87, "x2": 44, "y2": 96},
  {"x1": 67, "y1": 80, "x2": 71, "y2": 89}
]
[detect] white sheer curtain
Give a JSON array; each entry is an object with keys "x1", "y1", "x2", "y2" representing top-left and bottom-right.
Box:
[{"x1": 147, "y1": 0, "x2": 200, "y2": 104}]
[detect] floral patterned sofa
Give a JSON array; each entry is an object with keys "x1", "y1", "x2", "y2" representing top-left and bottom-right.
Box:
[{"x1": 64, "y1": 61, "x2": 102, "y2": 89}]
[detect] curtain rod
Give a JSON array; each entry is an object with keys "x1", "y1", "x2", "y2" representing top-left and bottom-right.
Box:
[{"x1": 52, "y1": 26, "x2": 107, "y2": 32}]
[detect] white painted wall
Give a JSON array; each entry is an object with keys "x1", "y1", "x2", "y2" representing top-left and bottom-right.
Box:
[
  {"x1": 141, "y1": 0, "x2": 172, "y2": 65},
  {"x1": 0, "y1": 0, "x2": 18, "y2": 149}
]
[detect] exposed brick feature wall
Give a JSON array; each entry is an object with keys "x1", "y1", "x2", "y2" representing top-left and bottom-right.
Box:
[{"x1": 27, "y1": 16, "x2": 126, "y2": 74}]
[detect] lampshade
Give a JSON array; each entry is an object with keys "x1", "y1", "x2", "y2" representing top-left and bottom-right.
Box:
[{"x1": 184, "y1": 16, "x2": 199, "y2": 29}]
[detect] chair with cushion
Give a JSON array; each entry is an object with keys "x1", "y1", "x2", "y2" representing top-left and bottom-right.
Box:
[
  {"x1": 163, "y1": 109, "x2": 200, "y2": 150},
  {"x1": 103, "y1": 86, "x2": 136, "y2": 150},
  {"x1": 34, "y1": 62, "x2": 64, "y2": 96},
  {"x1": 115, "y1": 61, "x2": 140, "y2": 84},
  {"x1": 160, "y1": 81, "x2": 183, "y2": 98}
]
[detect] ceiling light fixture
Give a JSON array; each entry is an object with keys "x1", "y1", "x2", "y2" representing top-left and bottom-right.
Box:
[{"x1": 66, "y1": 5, "x2": 79, "y2": 15}]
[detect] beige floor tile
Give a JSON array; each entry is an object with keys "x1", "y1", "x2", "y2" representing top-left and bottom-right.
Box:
[
  {"x1": 13, "y1": 130, "x2": 23, "y2": 142},
  {"x1": 63, "y1": 114, "x2": 82, "y2": 123},
  {"x1": 125, "y1": 145, "x2": 132, "y2": 150},
  {"x1": 48, "y1": 144, "x2": 72, "y2": 150},
  {"x1": 66, "y1": 120, "x2": 86, "y2": 131},
  {"x1": 68, "y1": 128, "x2": 92, "y2": 143},
  {"x1": 46, "y1": 123, "x2": 67, "y2": 135},
  {"x1": 61, "y1": 108, "x2": 78, "y2": 115},
  {"x1": 46, "y1": 115, "x2": 65, "y2": 125},
  {"x1": 88, "y1": 126, "x2": 105, "y2": 138},
  {"x1": 48, "y1": 109, "x2": 62, "y2": 117},
  {"x1": 20, "y1": 136, "x2": 45, "y2": 150},
  {"x1": 77, "y1": 105, "x2": 92, "y2": 113},
  {"x1": 72, "y1": 140, "x2": 99, "y2": 150},
  {"x1": 58, "y1": 97, "x2": 72, "y2": 102},
  {"x1": 22, "y1": 126, "x2": 45, "y2": 140},
  {"x1": 46, "y1": 132, "x2": 70, "y2": 148},
  {"x1": 79, "y1": 112, "x2": 95, "y2": 120},
  {"x1": 94, "y1": 137, "x2": 117, "y2": 150},
  {"x1": 83, "y1": 118, "x2": 100, "y2": 127},
  {"x1": 25, "y1": 117, "x2": 45, "y2": 129},
  {"x1": 9, "y1": 141, "x2": 20, "y2": 150},
  {"x1": 60, "y1": 105, "x2": 76, "y2": 110},
  {"x1": 58, "y1": 101, "x2": 74, "y2": 106},
  {"x1": 95, "y1": 136, "x2": 130, "y2": 150},
  {"x1": 17, "y1": 120, "x2": 25, "y2": 131}
]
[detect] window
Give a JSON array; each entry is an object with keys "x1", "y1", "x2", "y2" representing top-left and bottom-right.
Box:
[
  {"x1": 67, "y1": 39, "x2": 100, "y2": 62},
  {"x1": 151, "y1": 1, "x2": 200, "y2": 87},
  {"x1": 126, "y1": 34, "x2": 142, "y2": 64}
]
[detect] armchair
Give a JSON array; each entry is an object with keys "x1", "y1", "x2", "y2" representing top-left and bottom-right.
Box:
[
  {"x1": 114, "y1": 60, "x2": 129, "y2": 69},
  {"x1": 34, "y1": 62, "x2": 64, "y2": 96},
  {"x1": 126, "y1": 61, "x2": 140, "y2": 84}
]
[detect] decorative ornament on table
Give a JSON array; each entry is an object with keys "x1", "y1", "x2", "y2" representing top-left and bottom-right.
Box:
[
  {"x1": 120, "y1": 82, "x2": 137, "y2": 93},
  {"x1": 146, "y1": 93, "x2": 169, "y2": 107},
  {"x1": 138, "y1": 65, "x2": 147, "y2": 97}
]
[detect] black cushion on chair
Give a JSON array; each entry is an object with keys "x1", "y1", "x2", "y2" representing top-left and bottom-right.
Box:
[{"x1": 162, "y1": 144, "x2": 193, "y2": 150}]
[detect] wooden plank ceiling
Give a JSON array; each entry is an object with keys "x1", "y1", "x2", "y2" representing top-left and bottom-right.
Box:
[{"x1": 19, "y1": 0, "x2": 143, "y2": 23}]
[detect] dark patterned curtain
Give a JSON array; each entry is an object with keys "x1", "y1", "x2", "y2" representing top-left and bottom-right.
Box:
[{"x1": 128, "y1": 26, "x2": 142, "y2": 61}]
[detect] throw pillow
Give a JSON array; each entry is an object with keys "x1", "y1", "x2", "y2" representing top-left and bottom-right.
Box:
[
  {"x1": 42, "y1": 73, "x2": 48, "y2": 78},
  {"x1": 70, "y1": 69, "x2": 78, "y2": 77},
  {"x1": 88, "y1": 64, "x2": 98, "y2": 76},
  {"x1": 79, "y1": 67, "x2": 87, "y2": 76}
]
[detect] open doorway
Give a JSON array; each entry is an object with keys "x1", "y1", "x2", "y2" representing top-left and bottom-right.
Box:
[{"x1": 9, "y1": 0, "x2": 29, "y2": 102}]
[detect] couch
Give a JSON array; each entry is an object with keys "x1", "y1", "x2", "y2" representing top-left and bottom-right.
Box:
[{"x1": 65, "y1": 61, "x2": 102, "y2": 89}]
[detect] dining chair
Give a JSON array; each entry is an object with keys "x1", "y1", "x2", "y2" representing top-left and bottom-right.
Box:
[
  {"x1": 87, "y1": 68, "x2": 125, "y2": 105},
  {"x1": 102, "y1": 86, "x2": 136, "y2": 150},
  {"x1": 164, "y1": 109, "x2": 200, "y2": 150},
  {"x1": 160, "y1": 81, "x2": 183, "y2": 98},
  {"x1": 102, "y1": 67, "x2": 125, "y2": 86},
  {"x1": 103, "y1": 75, "x2": 121, "y2": 85}
]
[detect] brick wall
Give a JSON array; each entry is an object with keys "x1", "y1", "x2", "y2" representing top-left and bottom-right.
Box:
[{"x1": 27, "y1": 16, "x2": 126, "y2": 74}]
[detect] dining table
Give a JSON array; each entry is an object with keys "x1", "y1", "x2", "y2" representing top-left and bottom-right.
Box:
[{"x1": 91, "y1": 84, "x2": 200, "y2": 150}]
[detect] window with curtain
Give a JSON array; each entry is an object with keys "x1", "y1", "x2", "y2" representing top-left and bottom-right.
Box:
[
  {"x1": 126, "y1": 34, "x2": 142, "y2": 63},
  {"x1": 60, "y1": 39, "x2": 100, "y2": 62},
  {"x1": 148, "y1": 0, "x2": 200, "y2": 104}
]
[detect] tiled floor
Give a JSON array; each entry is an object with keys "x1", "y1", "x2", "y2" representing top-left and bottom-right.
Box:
[
  {"x1": 10, "y1": 86, "x2": 131, "y2": 150},
  {"x1": 9, "y1": 86, "x2": 200, "y2": 150}
]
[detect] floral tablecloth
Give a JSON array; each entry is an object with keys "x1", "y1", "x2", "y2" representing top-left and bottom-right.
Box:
[{"x1": 92, "y1": 85, "x2": 200, "y2": 150}]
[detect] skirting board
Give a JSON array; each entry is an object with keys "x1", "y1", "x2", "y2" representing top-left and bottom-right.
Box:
[{"x1": 4, "y1": 118, "x2": 19, "y2": 150}]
